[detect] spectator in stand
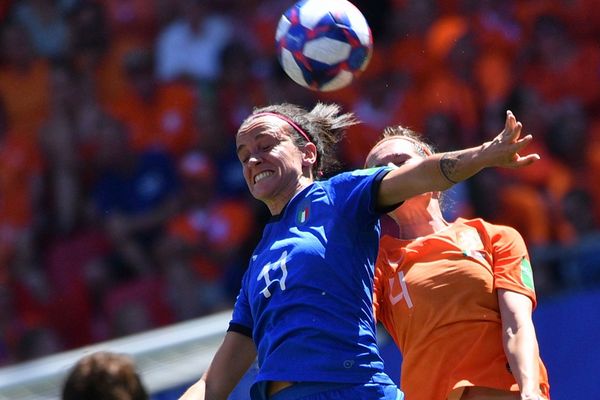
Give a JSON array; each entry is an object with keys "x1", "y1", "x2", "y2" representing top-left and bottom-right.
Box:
[
  {"x1": 521, "y1": 13, "x2": 600, "y2": 109},
  {"x1": 0, "y1": 98, "x2": 43, "y2": 276},
  {"x1": 0, "y1": 22, "x2": 50, "y2": 134},
  {"x1": 62, "y1": 351, "x2": 148, "y2": 400},
  {"x1": 12, "y1": 0, "x2": 70, "y2": 59},
  {"x1": 66, "y1": 1, "x2": 109, "y2": 73},
  {"x1": 15, "y1": 325, "x2": 64, "y2": 362},
  {"x1": 90, "y1": 116, "x2": 181, "y2": 278},
  {"x1": 158, "y1": 151, "x2": 255, "y2": 317},
  {"x1": 109, "y1": 47, "x2": 201, "y2": 158},
  {"x1": 103, "y1": 0, "x2": 159, "y2": 44},
  {"x1": 215, "y1": 41, "x2": 266, "y2": 143},
  {"x1": 103, "y1": 277, "x2": 174, "y2": 338},
  {"x1": 38, "y1": 60, "x2": 86, "y2": 236},
  {"x1": 343, "y1": 73, "x2": 408, "y2": 169},
  {"x1": 155, "y1": 0, "x2": 233, "y2": 84},
  {"x1": 556, "y1": 188, "x2": 600, "y2": 288},
  {"x1": 93, "y1": 0, "x2": 161, "y2": 104},
  {"x1": 419, "y1": 16, "x2": 480, "y2": 146}
]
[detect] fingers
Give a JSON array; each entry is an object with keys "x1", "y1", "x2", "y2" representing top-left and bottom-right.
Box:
[
  {"x1": 504, "y1": 110, "x2": 514, "y2": 130},
  {"x1": 492, "y1": 110, "x2": 539, "y2": 169},
  {"x1": 503, "y1": 110, "x2": 522, "y2": 142},
  {"x1": 512, "y1": 153, "x2": 541, "y2": 168},
  {"x1": 513, "y1": 134, "x2": 533, "y2": 151},
  {"x1": 503, "y1": 110, "x2": 514, "y2": 133},
  {"x1": 508, "y1": 133, "x2": 538, "y2": 167}
]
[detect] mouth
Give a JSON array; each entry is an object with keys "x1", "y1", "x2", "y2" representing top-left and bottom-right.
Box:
[{"x1": 254, "y1": 171, "x2": 274, "y2": 184}]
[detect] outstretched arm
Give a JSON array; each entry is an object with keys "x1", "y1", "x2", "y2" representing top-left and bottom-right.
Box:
[
  {"x1": 376, "y1": 110, "x2": 539, "y2": 208},
  {"x1": 179, "y1": 331, "x2": 257, "y2": 400},
  {"x1": 498, "y1": 289, "x2": 543, "y2": 400}
]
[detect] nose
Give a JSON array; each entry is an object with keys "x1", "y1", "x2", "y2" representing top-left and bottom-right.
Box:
[{"x1": 247, "y1": 153, "x2": 262, "y2": 166}]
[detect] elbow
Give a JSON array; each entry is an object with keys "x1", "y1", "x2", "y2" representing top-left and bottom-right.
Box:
[
  {"x1": 502, "y1": 325, "x2": 517, "y2": 350},
  {"x1": 502, "y1": 319, "x2": 537, "y2": 354},
  {"x1": 503, "y1": 323, "x2": 518, "y2": 339},
  {"x1": 502, "y1": 320, "x2": 525, "y2": 349}
]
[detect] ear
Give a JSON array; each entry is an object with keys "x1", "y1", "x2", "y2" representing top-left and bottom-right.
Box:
[{"x1": 301, "y1": 142, "x2": 318, "y2": 167}]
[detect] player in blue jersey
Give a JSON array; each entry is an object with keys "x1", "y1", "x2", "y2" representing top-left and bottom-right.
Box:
[{"x1": 179, "y1": 104, "x2": 538, "y2": 400}]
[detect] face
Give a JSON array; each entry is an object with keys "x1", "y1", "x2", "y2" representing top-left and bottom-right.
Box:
[
  {"x1": 365, "y1": 137, "x2": 425, "y2": 169},
  {"x1": 236, "y1": 115, "x2": 315, "y2": 210},
  {"x1": 366, "y1": 137, "x2": 433, "y2": 217}
]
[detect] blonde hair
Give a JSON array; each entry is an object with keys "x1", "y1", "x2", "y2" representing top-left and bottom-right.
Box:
[
  {"x1": 379, "y1": 126, "x2": 434, "y2": 157},
  {"x1": 365, "y1": 126, "x2": 435, "y2": 168}
]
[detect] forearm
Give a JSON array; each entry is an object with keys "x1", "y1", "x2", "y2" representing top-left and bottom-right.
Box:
[
  {"x1": 378, "y1": 144, "x2": 488, "y2": 206},
  {"x1": 377, "y1": 110, "x2": 538, "y2": 207},
  {"x1": 179, "y1": 332, "x2": 256, "y2": 400},
  {"x1": 437, "y1": 144, "x2": 490, "y2": 185},
  {"x1": 503, "y1": 320, "x2": 541, "y2": 398},
  {"x1": 179, "y1": 372, "x2": 231, "y2": 400},
  {"x1": 179, "y1": 376, "x2": 207, "y2": 400}
]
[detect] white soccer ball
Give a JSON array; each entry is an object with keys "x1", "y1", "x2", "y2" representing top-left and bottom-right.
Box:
[{"x1": 275, "y1": 0, "x2": 373, "y2": 91}]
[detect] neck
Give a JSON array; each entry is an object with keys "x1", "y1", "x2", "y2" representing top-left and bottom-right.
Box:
[
  {"x1": 391, "y1": 196, "x2": 448, "y2": 240},
  {"x1": 266, "y1": 176, "x2": 313, "y2": 216}
]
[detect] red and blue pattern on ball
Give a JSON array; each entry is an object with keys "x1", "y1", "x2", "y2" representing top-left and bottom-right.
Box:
[{"x1": 276, "y1": 0, "x2": 372, "y2": 91}]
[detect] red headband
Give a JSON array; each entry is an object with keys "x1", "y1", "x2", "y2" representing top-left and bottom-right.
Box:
[
  {"x1": 251, "y1": 112, "x2": 314, "y2": 145},
  {"x1": 251, "y1": 111, "x2": 323, "y2": 177}
]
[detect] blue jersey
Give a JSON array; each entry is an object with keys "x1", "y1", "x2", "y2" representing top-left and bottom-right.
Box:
[{"x1": 230, "y1": 167, "x2": 395, "y2": 387}]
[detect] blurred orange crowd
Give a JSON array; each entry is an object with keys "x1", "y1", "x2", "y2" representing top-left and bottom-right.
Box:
[{"x1": 1, "y1": 0, "x2": 599, "y2": 367}]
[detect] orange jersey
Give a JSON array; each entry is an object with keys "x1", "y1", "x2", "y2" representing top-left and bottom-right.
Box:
[{"x1": 373, "y1": 218, "x2": 550, "y2": 400}]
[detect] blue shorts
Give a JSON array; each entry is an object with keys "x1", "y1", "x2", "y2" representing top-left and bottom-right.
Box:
[{"x1": 251, "y1": 381, "x2": 404, "y2": 400}]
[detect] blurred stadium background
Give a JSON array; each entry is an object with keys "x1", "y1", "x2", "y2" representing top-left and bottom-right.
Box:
[{"x1": 0, "y1": 0, "x2": 599, "y2": 399}]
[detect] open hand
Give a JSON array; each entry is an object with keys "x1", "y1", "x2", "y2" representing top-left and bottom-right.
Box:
[{"x1": 484, "y1": 110, "x2": 540, "y2": 168}]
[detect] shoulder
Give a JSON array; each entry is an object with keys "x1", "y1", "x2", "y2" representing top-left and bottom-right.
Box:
[
  {"x1": 327, "y1": 167, "x2": 390, "y2": 185},
  {"x1": 456, "y1": 217, "x2": 522, "y2": 238},
  {"x1": 457, "y1": 218, "x2": 527, "y2": 253}
]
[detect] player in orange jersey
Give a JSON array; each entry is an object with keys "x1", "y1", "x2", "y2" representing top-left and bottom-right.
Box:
[{"x1": 365, "y1": 114, "x2": 550, "y2": 400}]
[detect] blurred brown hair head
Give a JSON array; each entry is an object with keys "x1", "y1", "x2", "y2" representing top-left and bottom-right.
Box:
[{"x1": 62, "y1": 351, "x2": 148, "y2": 400}]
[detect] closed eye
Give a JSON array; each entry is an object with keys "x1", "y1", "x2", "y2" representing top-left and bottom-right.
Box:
[
  {"x1": 372, "y1": 160, "x2": 407, "y2": 168},
  {"x1": 237, "y1": 150, "x2": 250, "y2": 164}
]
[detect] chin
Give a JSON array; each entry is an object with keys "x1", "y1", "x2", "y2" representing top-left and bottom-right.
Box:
[{"x1": 250, "y1": 186, "x2": 273, "y2": 203}]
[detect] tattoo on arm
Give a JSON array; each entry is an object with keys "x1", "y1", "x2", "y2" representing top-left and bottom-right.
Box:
[{"x1": 440, "y1": 152, "x2": 461, "y2": 184}]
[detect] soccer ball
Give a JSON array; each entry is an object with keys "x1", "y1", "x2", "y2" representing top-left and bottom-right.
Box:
[{"x1": 275, "y1": 0, "x2": 373, "y2": 92}]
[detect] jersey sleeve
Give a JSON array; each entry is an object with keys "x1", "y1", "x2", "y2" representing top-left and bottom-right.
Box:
[
  {"x1": 490, "y1": 225, "x2": 538, "y2": 308},
  {"x1": 373, "y1": 247, "x2": 386, "y2": 322},
  {"x1": 229, "y1": 269, "x2": 253, "y2": 336},
  {"x1": 328, "y1": 167, "x2": 393, "y2": 225},
  {"x1": 373, "y1": 237, "x2": 399, "y2": 327}
]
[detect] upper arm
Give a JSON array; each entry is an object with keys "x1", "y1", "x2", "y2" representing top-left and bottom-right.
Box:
[
  {"x1": 204, "y1": 331, "x2": 257, "y2": 399},
  {"x1": 377, "y1": 156, "x2": 451, "y2": 208},
  {"x1": 491, "y1": 224, "x2": 537, "y2": 307},
  {"x1": 497, "y1": 288, "x2": 533, "y2": 333}
]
